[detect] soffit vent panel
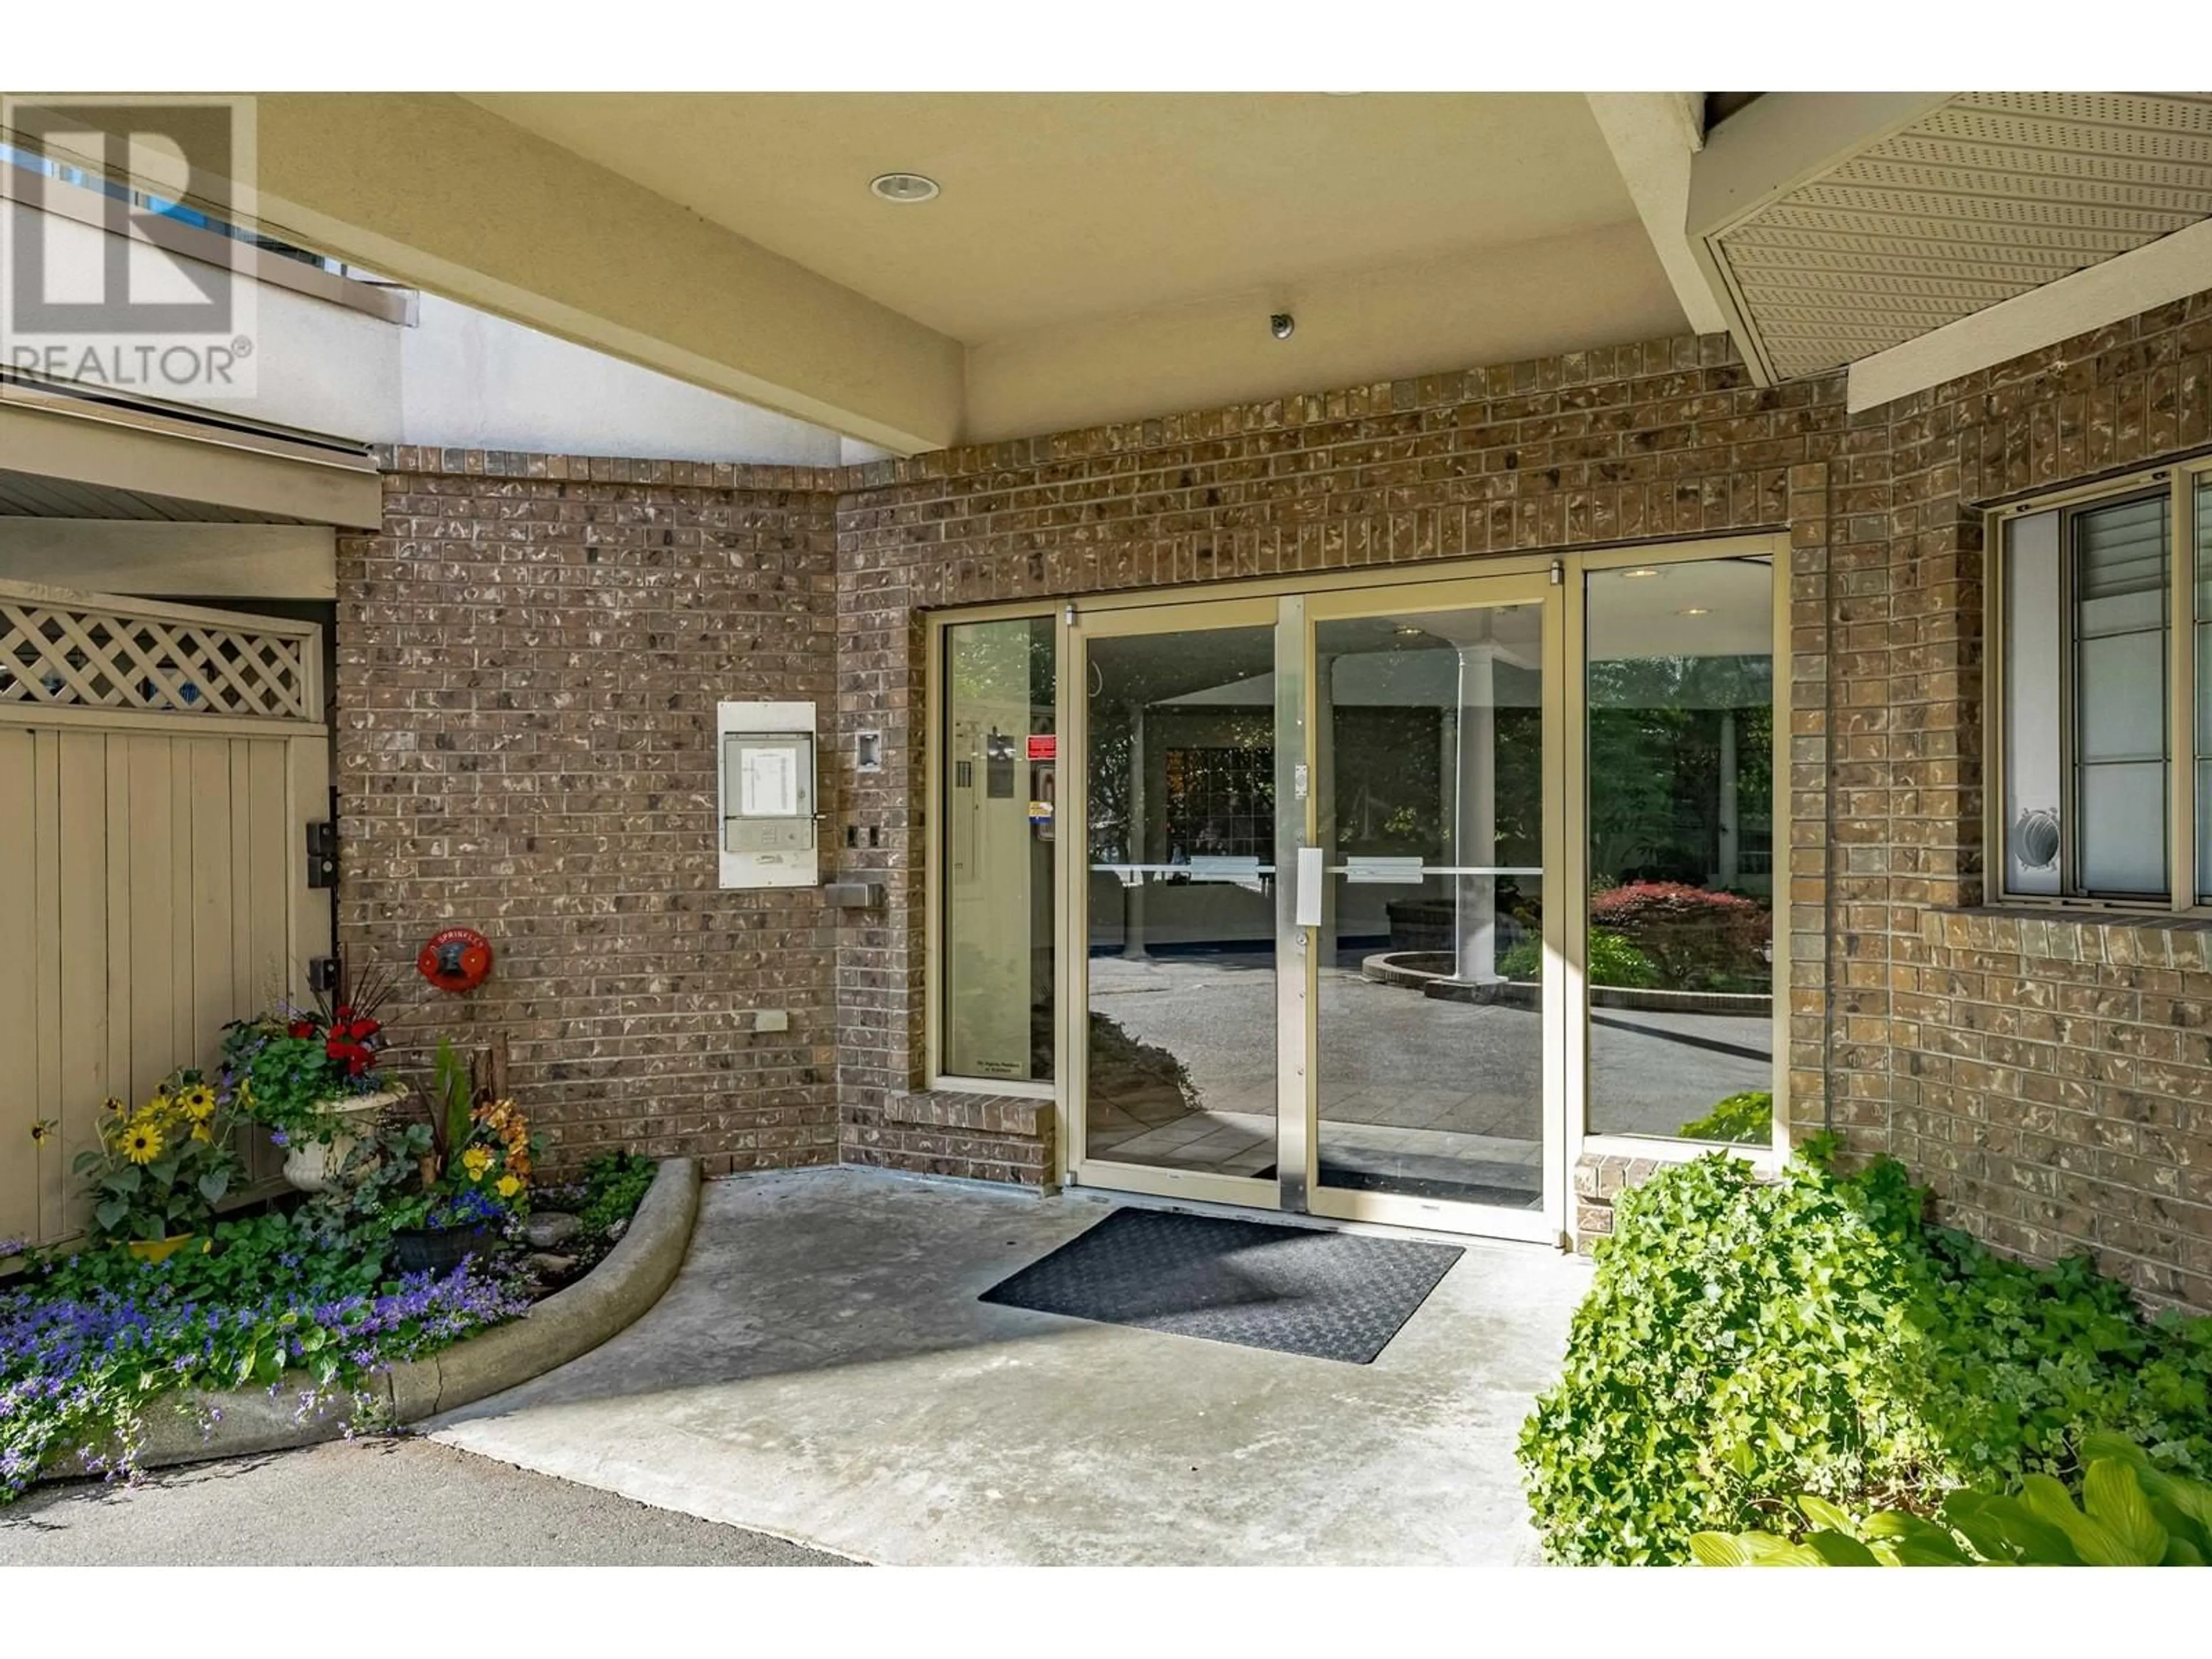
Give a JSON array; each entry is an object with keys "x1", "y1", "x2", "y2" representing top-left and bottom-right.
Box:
[{"x1": 1713, "y1": 92, "x2": 2212, "y2": 381}]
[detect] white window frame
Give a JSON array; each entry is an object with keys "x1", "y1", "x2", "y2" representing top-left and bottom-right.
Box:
[{"x1": 1986, "y1": 456, "x2": 2212, "y2": 914}]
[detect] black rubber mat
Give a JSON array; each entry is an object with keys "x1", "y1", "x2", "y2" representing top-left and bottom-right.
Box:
[{"x1": 979, "y1": 1206, "x2": 1463, "y2": 1365}]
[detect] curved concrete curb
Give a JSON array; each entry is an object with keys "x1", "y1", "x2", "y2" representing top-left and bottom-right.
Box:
[{"x1": 39, "y1": 1157, "x2": 700, "y2": 1482}]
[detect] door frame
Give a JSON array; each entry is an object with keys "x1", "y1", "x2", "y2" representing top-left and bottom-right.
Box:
[
  {"x1": 922, "y1": 532, "x2": 1790, "y2": 1247},
  {"x1": 1294, "y1": 570, "x2": 1569, "y2": 1244},
  {"x1": 1061, "y1": 567, "x2": 1570, "y2": 1238},
  {"x1": 1062, "y1": 590, "x2": 1286, "y2": 1211}
]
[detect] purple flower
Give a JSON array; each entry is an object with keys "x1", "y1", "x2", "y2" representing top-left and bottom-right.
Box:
[{"x1": 269, "y1": 1130, "x2": 289, "y2": 1149}]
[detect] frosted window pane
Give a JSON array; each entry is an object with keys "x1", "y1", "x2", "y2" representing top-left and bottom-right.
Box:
[
  {"x1": 2198, "y1": 477, "x2": 2212, "y2": 614},
  {"x1": 2199, "y1": 482, "x2": 2212, "y2": 900},
  {"x1": 2078, "y1": 761, "x2": 2166, "y2": 895},
  {"x1": 2073, "y1": 498, "x2": 2168, "y2": 897},
  {"x1": 2199, "y1": 760, "x2": 2212, "y2": 904},
  {"x1": 2077, "y1": 632, "x2": 2166, "y2": 762},
  {"x1": 2003, "y1": 512, "x2": 2062, "y2": 896},
  {"x1": 2198, "y1": 621, "x2": 2212, "y2": 739}
]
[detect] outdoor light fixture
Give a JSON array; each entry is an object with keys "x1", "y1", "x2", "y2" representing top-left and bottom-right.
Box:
[
  {"x1": 1270, "y1": 312, "x2": 1296, "y2": 340},
  {"x1": 870, "y1": 172, "x2": 940, "y2": 203}
]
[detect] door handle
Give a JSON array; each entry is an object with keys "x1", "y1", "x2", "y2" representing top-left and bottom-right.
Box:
[{"x1": 1295, "y1": 846, "x2": 1324, "y2": 927}]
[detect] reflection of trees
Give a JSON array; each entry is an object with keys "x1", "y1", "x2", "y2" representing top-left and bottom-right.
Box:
[
  {"x1": 948, "y1": 617, "x2": 1056, "y2": 711},
  {"x1": 1588, "y1": 654, "x2": 1772, "y2": 888}
]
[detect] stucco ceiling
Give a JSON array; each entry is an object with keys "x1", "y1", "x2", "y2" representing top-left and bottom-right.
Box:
[{"x1": 465, "y1": 92, "x2": 1656, "y2": 345}]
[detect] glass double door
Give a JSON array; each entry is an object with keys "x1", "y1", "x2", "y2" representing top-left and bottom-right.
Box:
[{"x1": 1069, "y1": 574, "x2": 1565, "y2": 1241}]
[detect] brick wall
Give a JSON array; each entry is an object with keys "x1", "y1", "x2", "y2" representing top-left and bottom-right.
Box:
[
  {"x1": 335, "y1": 292, "x2": 2212, "y2": 1312},
  {"x1": 831, "y1": 297, "x2": 2212, "y2": 1310},
  {"x1": 335, "y1": 451, "x2": 843, "y2": 1177},
  {"x1": 831, "y1": 336, "x2": 1853, "y2": 1196}
]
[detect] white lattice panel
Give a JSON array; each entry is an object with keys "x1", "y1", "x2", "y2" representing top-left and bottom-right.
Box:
[
  {"x1": 0, "y1": 589, "x2": 313, "y2": 721},
  {"x1": 1716, "y1": 92, "x2": 2212, "y2": 380}
]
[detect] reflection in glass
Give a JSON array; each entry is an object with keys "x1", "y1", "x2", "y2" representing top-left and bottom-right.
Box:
[
  {"x1": 1083, "y1": 624, "x2": 1278, "y2": 1175},
  {"x1": 1314, "y1": 603, "x2": 1545, "y2": 1209},
  {"x1": 1584, "y1": 558, "x2": 1775, "y2": 1145},
  {"x1": 942, "y1": 617, "x2": 1055, "y2": 1082}
]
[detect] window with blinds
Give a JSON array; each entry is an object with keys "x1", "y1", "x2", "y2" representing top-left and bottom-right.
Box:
[
  {"x1": 1998, "y1": 478, "x2": 2207, "y2": 907},
  {"x1": 2072, "y1": 495, "x2": 2168, "y2": 895},
  {"x1": 2198, "y1": 477, "x2": 2212, "y2": 902}
]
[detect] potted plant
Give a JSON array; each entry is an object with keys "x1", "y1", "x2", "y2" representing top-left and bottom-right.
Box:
[
  {"x1": 62, "y1": 1070, "x2": 248, "y2": 1259},
  {"x1": 380, "y1": 1037, "x2": 543, "y2": 1275},
  {"x1": 388, "y1": 1184, "x2": 509, "y2": 1275},
  {"x1": 222, "y1": 965, "x2": 402, "y2": 1192}
]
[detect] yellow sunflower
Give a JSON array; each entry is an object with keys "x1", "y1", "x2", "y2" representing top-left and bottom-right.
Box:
[
  {"x1": 123, "y1": 1120, "x2": 165, "y2": 1165},
  {"x1": 460, "y1": 1146, "x2": 494, "y2": 1181},
  {"x1": 190, "y1": 1122, "x2": 214, "y2": 1144},
  {"x1": 28, "y1": 1118, "x2": 56, "y2": 1146},
  {"x1": 103, "y1": 1095, "x2": 129, "y2": 1118},
  {"x1": 180, "y1": 1084, "x2": 218, "y2": 1122},
  {"x1": 146, "y1": 1088, "x2": 174, "y2": 1117}
]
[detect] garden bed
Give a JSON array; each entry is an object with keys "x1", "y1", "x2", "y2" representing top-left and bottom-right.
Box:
[
  {"x1": 1517, "y1": 1138, "x2": 2212, "y2": 1565},
  {"x1": 2, "y1": 1155, "x2": 695, "y2": 1499}
]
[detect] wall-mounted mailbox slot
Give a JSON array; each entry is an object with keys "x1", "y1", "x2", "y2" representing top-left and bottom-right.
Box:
[{"x1": 718, "y1": 700, "x2": 819, "y2": 889}]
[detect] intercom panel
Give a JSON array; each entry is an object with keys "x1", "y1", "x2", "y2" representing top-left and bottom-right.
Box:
[{"x1": 717, "y1": 700, "x2": 819, "y2": 889}]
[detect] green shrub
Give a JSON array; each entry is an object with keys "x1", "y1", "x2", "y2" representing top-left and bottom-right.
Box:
[
  {"x1": 1691, "y1": 1434, "x2": 2212, "y2": 1566},
  {"x1": 1589, "y1": 881, "x2": 1770, "y2": 991},
  {"x1": 578, "y1": 1151, "x2": 658, "y2": 1237},
  {"x1": 1677, "y1": 1089, "x2": 1772, "y2": 1145},
  {"x1": 1516, "y1": 1141, "x2": 2212, "y2": 1565},
  {"x1": 1495, "y1": 927, "x2": 1660, "y2": 989}
]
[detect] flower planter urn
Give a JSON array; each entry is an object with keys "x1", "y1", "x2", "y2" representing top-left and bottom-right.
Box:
[{"x1": 280, "y1": 1090, "x2": 403, "y2": 1193}]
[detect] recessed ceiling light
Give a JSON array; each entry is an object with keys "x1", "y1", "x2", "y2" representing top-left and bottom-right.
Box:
[
  {"x1": 870, "y1": 172, "x2": 940, "y2": 203},
  {"x1": 1393, "y1": 624, "x2": 1423, "y2": 637},
  {"x1": 1622, "y1": 567, "x2": 1662, "y2": 579},
  {"x1": 1678, "y1": 607, "x2": 1710, "y2": 617}
]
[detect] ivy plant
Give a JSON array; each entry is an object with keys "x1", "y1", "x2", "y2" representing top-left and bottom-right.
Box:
[{"x1": 1517, "y1": 1139, "x2": 2212, "y2": 1564}]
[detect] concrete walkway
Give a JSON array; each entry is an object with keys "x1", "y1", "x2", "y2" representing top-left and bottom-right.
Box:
[
  {"x1": 0, "y1": 1438, "x2": 847, "y2": 1566},
  {"x1": 427, "y1": 1167, "x2": 1591, "y2": 1566}
]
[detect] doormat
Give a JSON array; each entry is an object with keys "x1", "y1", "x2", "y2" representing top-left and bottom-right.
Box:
[{"x1": 979, "y1": 1207, "x2": 1463, "y2": 1365}]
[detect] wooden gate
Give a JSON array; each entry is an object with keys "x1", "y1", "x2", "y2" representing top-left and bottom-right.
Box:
[{"x1": 0, "y1": 582, "x2": 330, "y2": 1248}]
